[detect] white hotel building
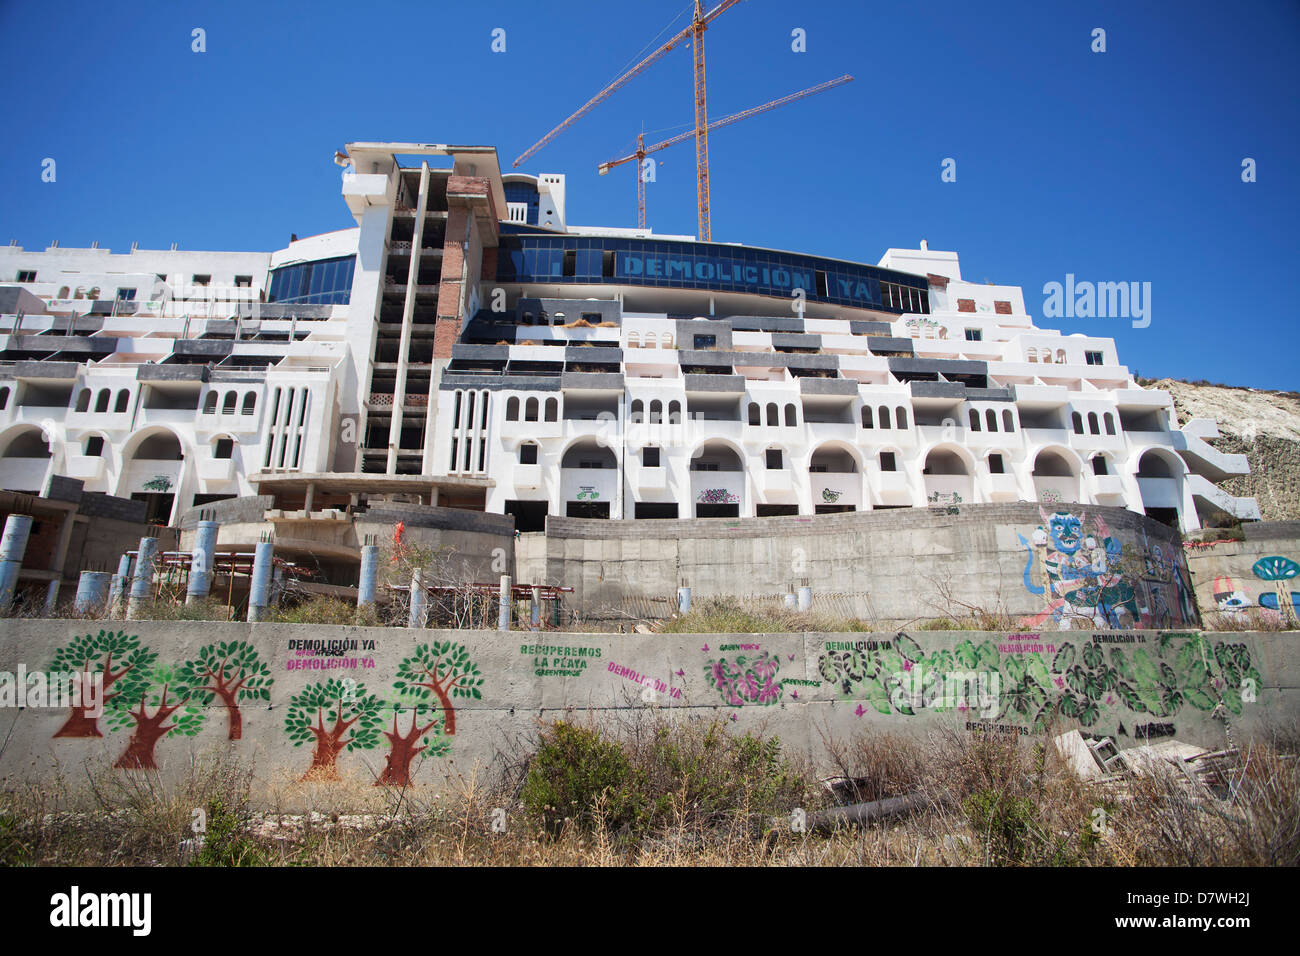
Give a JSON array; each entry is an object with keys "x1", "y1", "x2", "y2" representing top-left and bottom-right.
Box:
[{"x1": 0, "y1": 141, "x2": 1258, "y2": 540}]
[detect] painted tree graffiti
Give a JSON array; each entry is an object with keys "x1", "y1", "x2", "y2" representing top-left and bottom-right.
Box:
[
  {"x1": 392, "y1": 641, "x2": 483, "y2": 735},
  {"x1": 49, "y1": 630, "x2": 152, "y2": 738},
  {"x1": 107, "y1": 662, "x2": 206, "y2": 770},
  {"x1": 705, "y1": 652, "x2": 783, "y2": 706},
  {"x1": 178, "y1": 641, "x2": 272, "y2": 740},
  {"x1": 284, "y1": 679, "x2": 385, "y2": 780},
  {"x1": 1252, "y1": 556, "x2": 1300, "y2": 624},
  {"x1": 818, "y1": 631, "x2": 1262, "y2": 736},
  {"x1": 376, "y1": 702, "x2": 450, "y2": 787}
]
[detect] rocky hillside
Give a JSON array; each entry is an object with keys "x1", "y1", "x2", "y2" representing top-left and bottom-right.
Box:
[{"x1": 1149, "y1": 378, "x2": 1300, "y2": 522}]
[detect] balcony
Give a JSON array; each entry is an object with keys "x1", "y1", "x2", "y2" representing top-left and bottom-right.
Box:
[
  {"x1": 985, "y1": 472, "x2": 1021, "y2": 498},
  {"x1": 197, "y1": 458, "x2": 236, "y2": 482},
  {"x1": 1086, "y1": 474, "x2": 1125, "y2": 498},
  {"x1": 65, "y1": 455, "x2": 106, "y2": 482}
]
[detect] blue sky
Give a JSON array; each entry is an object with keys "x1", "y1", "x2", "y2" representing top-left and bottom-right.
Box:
[{"x1": 2, "y1": 0, "x2": 1296, "y2": 390}]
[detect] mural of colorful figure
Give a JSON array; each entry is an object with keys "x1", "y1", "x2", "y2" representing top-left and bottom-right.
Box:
[{"x1": 1018, "y1": 509, "x2": 1196, "y2": 630}]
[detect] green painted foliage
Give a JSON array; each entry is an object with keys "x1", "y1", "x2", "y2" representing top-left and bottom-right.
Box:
[
  {"x1": 107, "y1": 661, "x2": 206, "y2": 737},
  {"x1": 50, "y1": 630, "x2": 149, "y2": 677},
  {"x1": 283, "y1": 679, "x2": 384, "y2": 751},
  {"x1": 178, "y1": 641, "x2": 273, "y2": 704},
  {"x1": 393, "y1": 641, "x2": 484, "y2": 702}
]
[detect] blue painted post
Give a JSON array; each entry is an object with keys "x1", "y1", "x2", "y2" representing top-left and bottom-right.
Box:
[
  {"x1": 74, "y1": 571, "x2": 113, "y2": 616},
  {"x1": 796, "y1": 586, "x2": 812, "y2": 612},
  {"x1": 0, "y1": 513, "x2": 33, "y2": 614},
  {"x1": 407, "y1": 569, "x2": 428, "y2": 628},
  {"x1": 246, "y1": 540, "x2": 275, "y2": 622},
  {"x1": 186, "y1": 520, "x2": 219, "y2": 604},
  {"x1": 109, "y1": 552, "x2": 133, "y2": 617},
  {"x1": 126, "y1": 537, "x2": 160, "y2": 620},
  {"x1": 677, "y1": 586, "x2": 691, "y2": 615},
  {"x1": 357, "y1": 544, "x2": 380, "y2": 609}
]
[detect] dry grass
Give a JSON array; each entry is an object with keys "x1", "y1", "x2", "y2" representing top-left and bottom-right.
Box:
[{"x1": 3, "y1": 714, "x2": 1295, "y2": 867}]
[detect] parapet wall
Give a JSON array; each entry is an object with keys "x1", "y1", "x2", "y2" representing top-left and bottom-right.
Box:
[
  {"x1": 522, "y1": 503, "x2": 1197, "y2": 629},
  {"x1": 1, "y1": 620, "x2": 1291, "y2": 810},
  {"x1": 1185, "y1": 521, "x2": 1300, "y2": 621}
]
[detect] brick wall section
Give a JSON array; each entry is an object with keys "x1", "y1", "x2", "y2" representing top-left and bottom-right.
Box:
[
  {"x1": 994, "y1": 300, "x2": 1012, "y2": 314},
  {"x1": 177, "y1": 495, "x2": 273, "y2": 530},
  {"x1": 78, "y1": 492, "x2": 147, "y2": 523},
  {"x1": 957, "y1": 298, "x2": 976, "y2": 312},
  {"x1": 480, "y1": 247, "x2": 497, "y2": 281},
  {"x1": 46, "y1": 475, "x2": 84, "y2": 505}
]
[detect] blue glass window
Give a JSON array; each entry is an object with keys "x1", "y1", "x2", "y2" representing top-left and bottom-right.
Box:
[{"x1": 266, "y1": 255, "x2": 356, "y2": 305}]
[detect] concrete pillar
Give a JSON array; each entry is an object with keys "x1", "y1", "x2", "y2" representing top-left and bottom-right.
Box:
[
  {"x1": 796, "y1": 586, "x2": 813, "y2": 612},
  {"x1": 303, "y1": 482, "x2": 316, "y2": 513},
  {"x1": 357, "y1": 544, "x2": 380, "y2": 608},
  {"x1": 0, "y1": 513, "x2": 33, "y2": 613},
  {"x1": 407, "y1": 569, "x2": 428, "y2": 628},
  {"x1": 530, "y1": 586, "x2": 541, "y2": 630},
  {"x1": 186, "y1": 519, "x2": 219, "y2": 604},
  {"x1": 109, "y1": 552, "x2": 133, "y2": 616},
  {"x1": 43, "y1": 579, "x2": 60, "y2": 615},
  {"x1": 126, "y1": 536, "x2": 160, "y2": 620},
  {"x1": 246, "y1": 540, "x2": 275, "y2": 622},
  {"x1": 677, "y1": 586, "x2": 691, "y2": 614},
  {"x1": 783, "y1": 592, "x2": 796, "y2": 609},
  {"x1": 498, "y1": 574, "x2": 512, "y2": 631},
  {"x1": 74, "y1": 571, "x2": 112, "y2": 615}
]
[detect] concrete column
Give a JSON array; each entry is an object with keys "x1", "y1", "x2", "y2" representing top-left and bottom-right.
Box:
[
  {"x1": 0, "y1": 513, "x2": 33, "y2": 613},
  {"x1": 783, "y1": 592, "x2": 796, "y2": 609},
  {"x1": 677, "y1": 586, "x2": 691, "y2": 614},
  {"x1": 498, "y1": 574, "x2": 512, "y2": 631},
  {"x1": 530, "y1": 586, "x2": 541, "y2": 630},
  {"x1": 109, "y1": 552, "x2": 133, "y2": 616},
  {"x1": 796, "y1": 586, "x2": 813, "y2": 612},
  {"x1": 126, "y1": 536, "x2": 160, "y2": 620},
  {"x1": 388, "y1": 162, "x2": 431, "y2": 474},
  {"x1": 74, "y1": 571, "x2": 112, "y2": 615},
  {"x1": 357, "y1": 544, "x2": 380, "y2": 608},
  {"x1": 303, "y1": 482, "x2": 316, "y2": 514},
  {"x1": 186, "y1": 519, "x2": 219, "y2": 604},
  {"x1": 246, "y1": 540, "x2": 275, "y2": 622},
  {"x1": 407, "y1": 569, "x2": 428, "y2": 628}
]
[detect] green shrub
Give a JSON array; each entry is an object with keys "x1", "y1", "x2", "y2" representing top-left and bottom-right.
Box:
[
  {"x1": 191, "y1": 797, "x2": 268, "y2": 867},
  {"x1": 521, "y1": 722, "x2": 644, "y2": 837}
]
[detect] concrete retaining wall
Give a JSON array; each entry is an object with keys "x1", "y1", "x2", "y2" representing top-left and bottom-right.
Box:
[
  {"x1": 1185, "y1": 521, "x2": 1300, "y2": 622},
  {"x1": 522, "y1": 503, "x2": 1197, "y2": 630},
  {"x1": 0, "y1": 620, "x2": 1293, "y2": 809}
]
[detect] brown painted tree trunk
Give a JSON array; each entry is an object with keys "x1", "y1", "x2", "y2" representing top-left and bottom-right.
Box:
[
  {"x1": 303, "y1": 731, "x2": 345, "y2": 780},
  {"x1": 54, "y1": 707, "x2": 103, "y2": 738},
  {"x1": 216, "y1": 688, "x2": 242, "y2": 740},
  {"x1": 115, "y1": 713, "x2": 170, "y2": 770},
  {"x1": 431, "y1": 686, "x2": 456, "y2": 735},
  {"x1": 376, "y1": 714, "x2": 435, "y2": 787}
]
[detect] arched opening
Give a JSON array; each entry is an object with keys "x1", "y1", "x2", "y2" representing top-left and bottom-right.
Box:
[
  {"x1": 765, "y1": 402, "x2": 779, "y2": 427},
  {"x1": 747, "y1": 402, "x2": 761, "y2": 426},
  {"x1": 644, "y1": 332, "x2": 657, "y2": 348},
  {"x1": 810, "y1": 445, "x2": 858, "y2": 473},
  {"x1": 985, "y1": 408, "x2": 997, "y2": 432},
  {"x1": 1, "y1": 428, "x2": 51, "y2": 458},
  {"x1": 861, "y1": 405, "x2": 874, "y2": 428},
  {"x1": 222, "y1": 391, "x2": 237, "y2": 415},
  {"x1": 629, "y1": 399, "x2": 644, "y2": 423},
  {"x1": 1087, "y1": 412, "x2": 1099, "y2": 435},
  {"x1": 923, "y1": 446, "x2": 974, "y2": 504},
  {"x1": 968, "y1": 409, "x2": 980, "y2": 431},
  {"x1": 242, "y1": 393, "x2": 256, "y2": 415},
  {"x1": 784, "y1": 403, "x2": 797, "y2": 427},
  {"x1": 561, "y1": 439, "x2": 616, "y2": 469},
  {"x1": 810, "y1": 442, "x2": 861, "y2": 512},
  {"x1": 879, "y1": 406, "x2": 891, "y2": 429},
  {"x1": 75, "y1": 389, "x2": 90, "y2": 413},
  {"x1": 896, "y1": 407, "x2": 908, "y2": 429},
  {"x1": 525, "y1": 397, "x2": 539, "y2": 422},
  {"x1": 1137, "y1": 449, "x2": 1179, "y2": 478},
  {"x1": 649, "y1": 400, "x2": 662, "y2": 425},
  {"x1": 134, "y1": 433, "x2": 184, "y2": 460},
  {"x1": 1031, "y1": 447, "x2": 1080, "y2": 504},
  {"x1": 506, "y1": 397, "x2": 520, "y2": 421},
  {"x1": 1103, "y1": 412, "x2": 1115, "y2": 435},
  {"x1": 690, "y1": 440, "x2": 743, "y2": 517},
  {"x1": 1071, "y1": 412, "x2": 1084, "y2": 434},
  {"x1": 203, "y1": 392, "x2": 218, "y2": 415},
  {"x1": 0, "y1": 387, "x2": 9, "y2": 410},
  {"x1": 924, "y1": 449, "x2": 969, "y2": 475},
  {"x1": 1003, "y1": 409, "x2": 1015, "y2": 432},
  {"x1": 668, "y1": 400, "x2": 682, "y2": 424},
  {"x1": 115, "y1": 390, "x2": 130, "y2": 413},
  {"x1": 690, "y1": 441, "x2": 742, "y2": 471},
  {"x1": 1136, "y1": 449, "x2": 1184, "y2": 529},
  {"x1": 545, "y1": 398, "x2": 558, "y2": 422},
  {"x1": 627, "y1": 331, "x2": 639, "y2": 348}
]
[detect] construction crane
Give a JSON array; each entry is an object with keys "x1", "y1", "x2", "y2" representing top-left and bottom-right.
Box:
[
  {"x1": 512, "y1": 0, "x2": 745, "y2": 241},
  {"x1": 598, "y1": 74, "x2": 854, "y2": 231}
]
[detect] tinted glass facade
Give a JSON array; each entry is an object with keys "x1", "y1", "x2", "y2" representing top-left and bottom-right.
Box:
[
  {"x1": 267, "y1": 254, "x2": 356, "y2": 305},
  {"x1": 503, "y1": 182, "x2": 540, "y2": 226},
  {"x1": 495, "y1": 231, "x2": 928, "y2": 313}
]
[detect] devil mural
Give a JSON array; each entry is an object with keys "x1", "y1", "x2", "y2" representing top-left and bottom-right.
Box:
[{"x1": 1019, "y1": 509, "x2": 1140, "y2": 629}]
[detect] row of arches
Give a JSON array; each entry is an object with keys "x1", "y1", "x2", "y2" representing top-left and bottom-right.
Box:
[
  {"x1": 203, "y1": 390, "x2": 257, "y2": 416},
  {"x1": 1027, "y1": 347, "x2": 1068, "y2": 363},
  {"x1": 505, "y1": 396, "x2": 559, "y2": 422},
  {"x1": 1072, "y1": 411, "x2": 1117, "y2": 436},
  {"x1": 746, "y1": 402, "x2": 798, "y2": 427},
  {"x1": 73, "y1": 388, "x2": 131, "y2": 414},
  {"x1": 969, "y1": 407, "x2": 1017, "y2": 433},
  {"x1": 861, "y1": 405, "x2": 909, "y2": 430},
  {"x1": 625, "y1": 331, "x2": 675, "y2": 349}
]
